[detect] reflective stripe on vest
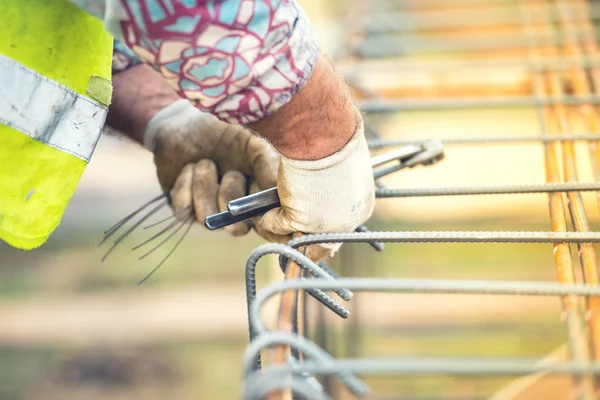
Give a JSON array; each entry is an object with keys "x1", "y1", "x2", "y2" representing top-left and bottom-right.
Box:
[
  {"x1": 0, "y1": 0, "x2": 113, "y2": 250},
  {"x1": 0, "y1": 55, "x2": 106, "y2": 162}
]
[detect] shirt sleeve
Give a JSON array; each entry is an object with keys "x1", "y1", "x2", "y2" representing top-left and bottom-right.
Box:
[
  {"x1": 112, "y1": 40, "x2": 143, "y2": 75},
  {"x1": 71, "y1": 0, "x2": 319, "y2": 125}
]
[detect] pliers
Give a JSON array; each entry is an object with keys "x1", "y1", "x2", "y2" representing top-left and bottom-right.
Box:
[{"x1": 204, "y1": 139, "x2": 445, "y2": 245}]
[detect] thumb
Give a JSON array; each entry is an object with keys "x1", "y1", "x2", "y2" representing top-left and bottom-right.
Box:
[
  {"x1": 256, "y1": 207, "x2": 297, "y2": 237},
  {"x1": 252, "y1": 207, "x2": 294, "y2": 244},
  {"x1": 256, "y1": 207, "x2": 341, "y2": 262}
]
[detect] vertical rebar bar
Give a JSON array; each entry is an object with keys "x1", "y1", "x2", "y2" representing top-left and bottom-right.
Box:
[
  {"x1": 520, "y1": 1, "x2": 595, "y2": 397},
  {"x1": 569, "y1": 0, "x2": 600, "y2": 209},
  {"x1": 551, "y1": 2, "x2": 600, "y2": 372},
  {"x1": 269, "y1": 243, "x2": 306, "y2": 400}
]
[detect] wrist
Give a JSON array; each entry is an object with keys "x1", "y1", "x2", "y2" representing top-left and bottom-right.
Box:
[
  {"x1": 247, "y1": 54, "x2": 359, "y2": 161},
  {"x1": 282, "y1": 116, "x2": 365, "y2": 170},
  {"x1": 105, "y1": 64, "x2": 181, "y2": 145},
  {"x1": 143, "y1": 99, "x2": 198, "y2": 151}
]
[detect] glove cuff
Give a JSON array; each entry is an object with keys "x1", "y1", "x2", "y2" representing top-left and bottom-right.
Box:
[
  {"x1": 277, "y1": 110, "x2": 375, "y2": 234},
  {"x1": 143, "y1": 99, "x2": 198, "y2": 151}
]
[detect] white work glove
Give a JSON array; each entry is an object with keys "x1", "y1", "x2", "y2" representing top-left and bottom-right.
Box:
[
  {"x1": 145, "y1": 100, "x2": 376, "y2": 261},
  {"x1": 252, "y1": 108, "x2": 376, "y2": 260}
]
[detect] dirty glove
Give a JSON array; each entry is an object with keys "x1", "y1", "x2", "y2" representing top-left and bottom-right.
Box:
[
  {"x1": 144, "y1": 99, "x2": 279, "y2": 237},
  {"x1": 145, "y1": 100, "x2": 375, "y2": 261},
  {"x1": 253, "y1": 109, "x2": 376, "y2": 260}
]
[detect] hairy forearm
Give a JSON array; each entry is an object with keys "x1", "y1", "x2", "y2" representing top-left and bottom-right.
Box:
[
  {"x1": 247, "y1": 54, "x2": 359, "y2": 161},
  {"x1": 105, "y1": 64, "x2": 180, "y2": 145},
  {"x1": 108, "y1": 55, "x2": 359, "y2": 162}
]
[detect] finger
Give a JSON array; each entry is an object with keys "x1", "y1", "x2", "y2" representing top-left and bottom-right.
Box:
[
  {"x1": 247, "y1": 136, "x2": 279, "y2": 190},
  {"x1": 218, "y1": 171, "x2": 251, "y2": 237},
  {"x1": 192, "y1": 159, "x2": 220, "y2": 223},
  {"x1": 170, "y1": 164, "x2": 194, "y2": 213}
]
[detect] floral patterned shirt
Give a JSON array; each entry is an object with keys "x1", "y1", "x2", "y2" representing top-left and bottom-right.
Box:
[{"x1": 70, "y1": 0, "x2": 318, "y2": 124}]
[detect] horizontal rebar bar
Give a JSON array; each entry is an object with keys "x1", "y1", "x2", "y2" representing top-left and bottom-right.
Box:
[
  {"x1": 367, "y1": 134, "x2": 600, "y2": 148},
  {"x1": 359, "y1": 4, "x2": 600, "y2": 34},
  {"x1": 340, "y1": 57, "x2": 600, "y2": 75},
  {"x1": 286, "y1": 231, "x2": 600, "y2": 247},
  {"x1": 357, "y1": 30, "x2": 599, "y2": 58},
  {"x1": 372, "y1": 0, "x2": 542, "y2": 10},
  {"x1": 358, "y1": 96, "x2": 600, "y2": 112},
  {"x1": 249, "y1": 277, "x2": 600, "y2": 337},
  {"x1": 376, "y1": 182, "x2": 600, "y2": 198},
  {"x1": 258, "y1": 357, "x2": 600, "y2": 377},
  {"x1": 243, "y1": 332, "x2": 369, "y2": 397}
]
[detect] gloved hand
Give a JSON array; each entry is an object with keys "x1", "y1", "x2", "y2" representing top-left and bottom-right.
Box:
[
  {"x1": 252, "y1": 107, "x2": 376, "y2": 260},
  {"x1": 145, "y1": 99, "x2": 376, "y2": 261},
  {"x1": 144, "y1": 99, "x2": 279, "y2": 237}
]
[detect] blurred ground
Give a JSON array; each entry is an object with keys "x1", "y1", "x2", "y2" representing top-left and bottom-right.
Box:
[{"x1": 2, "y1": 1, "x2": 599, "y2": 400}]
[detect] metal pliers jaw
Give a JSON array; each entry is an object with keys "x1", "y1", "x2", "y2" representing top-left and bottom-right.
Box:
[
  {"x1": 204, "y1": 139, "x2": 445, "y2": 231},
  {"x1": 371, "y1": 138, "x2": 444, "y2": 179}
]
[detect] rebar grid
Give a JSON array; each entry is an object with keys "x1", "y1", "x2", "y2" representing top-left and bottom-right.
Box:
[{"x1": 242, "y1": 1, "x2": 600, "y2": 399}]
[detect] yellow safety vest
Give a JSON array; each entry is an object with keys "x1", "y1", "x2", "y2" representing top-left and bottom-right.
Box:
[{"x1": 0, "y1": 0, "x2": 113, "y2": 249}]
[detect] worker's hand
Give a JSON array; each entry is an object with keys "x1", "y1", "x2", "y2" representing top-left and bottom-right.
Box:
[
  {"x1": 252, "y1": 109, "x2": 376, "y2": 261},
  {"x1": 144, "y1": 99, "x2": 279, "y2": 237},
  {"x1": 245, "y1": 54, "x2": 377, "y2": 260}
]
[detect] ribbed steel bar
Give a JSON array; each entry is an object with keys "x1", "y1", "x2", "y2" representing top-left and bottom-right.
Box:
[
  {"x1": 288, "y1": 231, "x2": 600, "y2": 248},
  {"x1": 257, "y1": 358, "x2": 600, "y2": 378},
  {"x1": 243, "y1": 332, "x2": 369, "y2": 398},
  {"x1": 245, "y1": 244, "x2": 352, "y2": 374},
  {"x1": 249, "y1": 277, "x2": 600, "y2": 337},
  {"x1": 372, "y1": 0, "x2": 555, "y2": 11},
  {"x1": 340, "y1": 57, "x2": 600, "y2": 76},
  {"x1": 286, "y1": 231, "x2": 600, "y2": 247},
  {"x1": 520, "y1": 2, "x2": 592, "y2": 397},
  {"x1": 358, "y1": 95, "x2": 600, "y2": 113},
  {"x1": 357, "y1": 30, "x2": 599, "y2": 58},
  {"x1": 367, "y1": 134, "x2": 600, "y2": 148},
  {"x1": 376, "y1": 182, "x2": 600, "y2": 198},
  {"x1": 554, "y1": 0, "x2": 600, "y2": 368},
  {"x1": 574, "y1": 0, "x2": 600, "y2": 210},
  {"x1": 359, "y1": 4, "x2": 600, "y2": 34},
  {"x1": 267, "y1": 241, "x2": 305, "y2": 400}
]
